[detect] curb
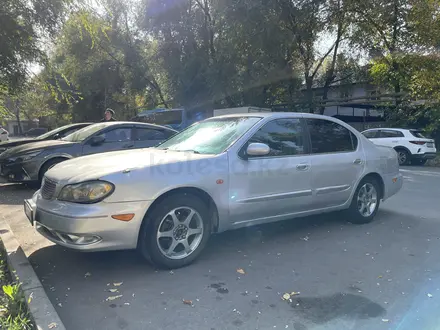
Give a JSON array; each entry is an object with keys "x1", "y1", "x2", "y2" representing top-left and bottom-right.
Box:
[{"x1": 0, "y1": 218, "x2": 66, "y2": 330}]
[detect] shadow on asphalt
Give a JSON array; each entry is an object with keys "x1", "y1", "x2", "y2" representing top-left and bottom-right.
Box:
[
  {"x1": 289, "y1": 293, "x2": 386, "y2": 323},
  {"x1": 0, "y1": 183, "x2": 35, "y2": 205},
  {"x1": 27, "y1": 211, "x2": 358, "y2": 274}
]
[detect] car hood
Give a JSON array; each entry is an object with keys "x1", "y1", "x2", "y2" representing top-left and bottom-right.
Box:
[
  {"x1": 46, "y1": 148, "x2": 217, "y2": 183},
  {"x1": 0, "y1": 140, "x2": 75, "y2": 159},
  {"x1": 0, "y1": 138, "x2": 37, "y2": 150}
]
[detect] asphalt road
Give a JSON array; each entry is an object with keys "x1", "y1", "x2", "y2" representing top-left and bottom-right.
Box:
[{"x1": 1, "y1": 166, "x2": 440, "y2": 330}]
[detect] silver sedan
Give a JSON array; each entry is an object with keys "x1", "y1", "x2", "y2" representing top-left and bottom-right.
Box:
[{"x1": 24, "y1": 113, "x2": 403, "y2": 268}]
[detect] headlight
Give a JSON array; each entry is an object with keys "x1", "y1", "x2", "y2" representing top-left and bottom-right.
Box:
[{"x1": 58, "y1": 181, "x2": 114, "y2": 204}]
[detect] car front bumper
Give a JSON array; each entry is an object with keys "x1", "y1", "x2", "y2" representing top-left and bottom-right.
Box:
[
  {"x1": 24, "y1": 191, "x2": 153, "y2": 252},
  {"x1": 0, "y1": 159, "x2": 38, "y2": 182}
]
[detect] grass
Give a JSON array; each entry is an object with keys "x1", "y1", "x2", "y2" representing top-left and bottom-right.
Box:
[{"x1": 0, "y1": 246, "x2": 34, "y2": 330}]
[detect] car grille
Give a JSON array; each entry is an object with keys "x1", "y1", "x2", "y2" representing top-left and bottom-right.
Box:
[{"x1": 41, "y1": 178, "x2": 57, "y2": 200}]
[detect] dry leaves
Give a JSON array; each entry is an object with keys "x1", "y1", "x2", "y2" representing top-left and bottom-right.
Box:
[
  {"x1": 182, "y1": 299, "x2": 193, "y2": 306},
  {"x1": 109, "y1": 289, "x2": 118, "y2": 293},
  {"x1": 282, "y1": 292, "x2": 300, "y2": 301},
  {"x1": 48, "y1": 322, "x2": 58, "y2": 329},
  {"x1": 237, "y1": 268, "x2": 245, "y2": 275},
  {"x1": 106, "y1": 295, "x2": 123, "y2": 301},
  {"x1": 113, "y1": 282, "x2": 123, "y2": 287}
]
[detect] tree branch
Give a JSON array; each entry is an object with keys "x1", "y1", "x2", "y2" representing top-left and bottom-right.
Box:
[{"x1": 311, "y1": 41, "x2": 336, "y2": 79}]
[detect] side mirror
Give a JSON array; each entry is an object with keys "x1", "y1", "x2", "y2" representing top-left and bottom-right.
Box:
[
  {"x1": 246, "y1": 143, "x2": 270, "y2": 157},
  {"x1": 52, "y1": 133, "x2": 60, "y2": 140},
  {"x1": 90, "y1": 135, "x2": 105, "y2": 146}
]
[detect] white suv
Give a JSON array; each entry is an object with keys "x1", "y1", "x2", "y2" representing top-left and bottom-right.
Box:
[
  {"x1": 0, "y1": 127, "x2": 9, "y2": 142},
  {"x1": 361, "y1": 128, "x2": 437, "y2": 165}
]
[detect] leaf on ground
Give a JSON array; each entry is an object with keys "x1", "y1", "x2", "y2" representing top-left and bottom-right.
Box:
[
  {"x1": 183, "y1": 299, "x2": 193, "y2": 306},
  {"x1": 109, "y1": 289, "x2": 118, "y2": 293},
  {"x1": 106, "y1": 295, "x2": 123, "y2": 301},
  {"x1": 282, "y1": 293, "x2": 290, "y2": 300},
  {"x1": 85, "y1": 272, "x2": 91, "y2": 277},
  {"x1": 290, "y1": 292, "x2": 300, "y2": 296},
  {"x1": 113, "y1": 282, "x2": 123, "y2": 286},
  {"x1": 428, "y1": 293, "x2": 433, "y2": 298},
  {"x1": 237, "y1": 268, "x2": 245, "y2": 275},
  {"x1": 382, "y1": 319, "x2": 389, "y2": 322},
  {"x1": 48, "y1": 322, "x2": 58, "y2": 329}
]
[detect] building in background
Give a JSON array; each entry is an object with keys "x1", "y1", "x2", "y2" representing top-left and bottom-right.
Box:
[
  {"x1": 4, "y1": 118, "x2": 39, "y2": 136},
  {"x1": 272, "y1": 81, "x2": 394, "y2": 131}
]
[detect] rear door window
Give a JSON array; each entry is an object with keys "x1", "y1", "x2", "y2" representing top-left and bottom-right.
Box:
[
  {"x1": 380, "y1": 130, "x2": 404, "y2": 138},
  {"x1": 306, "y1": 119, "x2": 357, "y2": 154}
]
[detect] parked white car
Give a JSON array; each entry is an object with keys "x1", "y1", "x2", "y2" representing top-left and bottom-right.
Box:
[
  {"x1": 0, "y1": 127, "x2": 9, "y2": 142},
  {"x1": 25, "y1": 113, "x2": 403, "y2": 268},
  {"x1": 361, "y1": 128, "x2": 436, "y2": 165}
]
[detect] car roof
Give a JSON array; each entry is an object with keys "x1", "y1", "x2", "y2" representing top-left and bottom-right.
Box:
[
  {"x1": 210, "y1": 112, "x2": 335, "y2": 120},
  {"x1": 362, "y1": 128, "x2": 409, "y2": 132},
  {"x1": 89, "y1": 121, "x2": 178, "y2": 132}
]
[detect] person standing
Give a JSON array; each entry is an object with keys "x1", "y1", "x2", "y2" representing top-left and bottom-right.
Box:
[{"x1": 101, "y1": 108, "x2": 116, "y2": 122}]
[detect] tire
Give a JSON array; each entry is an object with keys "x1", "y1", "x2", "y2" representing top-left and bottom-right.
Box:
[
  {"x1": 138, "y1": 193, "x2": 211, "y2": 269},
  {"x1": 412, "y1": 159, "x2": 427, "y2": 166},
  {"x1": 396, "y1": 148, "x2": 410, "y2": 165},
  {"x1": 38, "y1": 158, "x2": 66, "y2": 183},
  {"x1": 347, "y1": 177, "x2": 381, "y2": 224}
]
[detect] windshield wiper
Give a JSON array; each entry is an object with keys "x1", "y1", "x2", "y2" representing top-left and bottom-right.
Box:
[{"x1": 180, "y1": 149, "x2": 200, "y2": 154}]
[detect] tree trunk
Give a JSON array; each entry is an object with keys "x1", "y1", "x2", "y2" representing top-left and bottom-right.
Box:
[
  {"x1": 305, "y1": 76, "x2": 314, "y2": 113},
  {"x1": 15, "y1": 110, "x2": 23, "y2": 135},
  {"x1": 318, "y1": 0, "x2": 343, "y2": 115}
]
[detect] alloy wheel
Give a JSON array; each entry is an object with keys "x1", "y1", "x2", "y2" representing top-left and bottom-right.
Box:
[
  {"x1": 156, "y1": 207, "x2": 204, "y2": 260},
  {"x1": 397, "y1": 151, "x2": 407, "y2": 165},
  {"x1": 357, "y1": 183, "x2": 378, "y2": 217}
]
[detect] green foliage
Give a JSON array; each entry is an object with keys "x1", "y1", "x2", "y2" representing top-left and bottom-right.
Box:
[
  {"x1": 0, "y1": 0, "x2": 70, "y2": 94},
  {"x1": 0, "y1": 0, "x2": 439, "y2": 129},
  {"x1": 0, "y1": 251, "x2": 32, "y2": 330},
  {"x1": 0, "y1": 284, "x2": 32, "y2": 330}
]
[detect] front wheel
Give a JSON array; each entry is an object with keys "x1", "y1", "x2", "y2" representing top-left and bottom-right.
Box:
[
  {"x1": 138, "y1": 194, "x2": 211, "y2": 269},
  {"x1": 347, "y1": 178, "x2": 381, "y2": 224},
  {"x1": 38, "y1": 158, "x2": 66, "y2": 183},
  {"x1": 396, "y1": 149, "x2": 410, "y2": 165}
]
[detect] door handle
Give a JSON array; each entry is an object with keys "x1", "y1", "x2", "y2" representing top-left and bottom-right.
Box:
[
  {"x1": 296, "y1": 164, "x2": 310, "y2": 171},
  {"x1": 353, "y1": 159, "x2": 363, "y2": 165}
]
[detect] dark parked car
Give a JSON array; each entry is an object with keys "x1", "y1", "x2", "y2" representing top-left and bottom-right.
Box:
[
  {"x1": 0, "y1": 123, "x2": 92, "y2": 154},
  {"x1": 0, "y1": 122, "x2": 177, "y2": 184},
  {"x1": 24, "y1": 128, "x2": 48, "y2": 137}
]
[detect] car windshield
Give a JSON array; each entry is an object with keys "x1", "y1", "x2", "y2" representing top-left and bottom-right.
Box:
[
  {"x1": 36, "y1": 125, "x2": 72, "y2": 140},
  {"x1": 156, "y1": 117, "x2": 261, "y2": 154},
  {"x1": 61, "y1": 123, "x2": 107, "y2": 142}
]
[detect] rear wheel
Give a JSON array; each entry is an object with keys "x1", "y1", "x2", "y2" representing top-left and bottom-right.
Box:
[
  {"x1": 347, "y1": 177, "x2": 381, "y2": 224},
  {"x1": 412, "y1": 159, "x2": 427, "y2": 166},
  {"x1": 138, "y1": 193, "x2": 211, "y2": 269},
  {"x1": 396, "y1": 149, "x2": 410, "y2": 165}
]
